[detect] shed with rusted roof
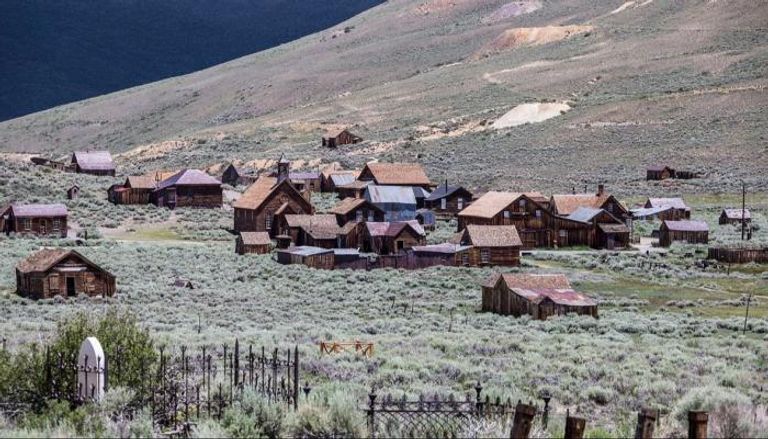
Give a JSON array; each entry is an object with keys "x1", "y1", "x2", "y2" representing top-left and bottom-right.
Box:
[
  {"x1": 276, "y1": 246, "x2": 335, "y2": 269},
  {"x1": 646, "y1": 165, "x2": 674, "y2": 181},
  {"x1": 3, "y1": 204, "x2": 68, "y2": 238},
  {"x1": 71, "y1": 151, "x2": 116, "y2": 176},
  {"x1": 236, "y1": 231, "x2": 272, "y2": 255},
  {"x1": 358, "y1": 162, "x2": 432, "y2": 189},
  {"x1": 16, "y1": 248, "x2": 116, "y2": 299},
  {"x1": 659, "y1": 220, "x2": 709, "y2": 247},
  {"x1": 480, "y1": 273, "x2": 595, "y2": 319},
  {"x1": 459, "y1": 225, "x2": 522, "y2": 266},
  {"x1": 151, "y1": 169, "x2": 222, "y2": 209}
]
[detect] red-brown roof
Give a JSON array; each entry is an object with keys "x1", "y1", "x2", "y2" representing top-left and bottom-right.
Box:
[
  {"x1": 239, "y1": 232, "x2": 272, "y2": 246},
  {"x1": 329, "y1": 198, "x2": 367, "y2": 216},
  {"x1": 550, "y1": 194, "x2": 613, "y2": 215},
  {"x1": 361, "y1": 163, "x2": 431, "y2": 186},
  {"x1": 464, "y1": 225, "x2": 522, "y2": 247},
  {"x1": 16, "y1": 248, "x2": 112, "y2": 277},
  {"x1": 11, "y1": 204, "x2": 68, "y2": 218},
  {"x1": 233, "y1": 176, "x2": 310, "y2": 212},
  {"x1": 510, "y1": 288, "x2": 596, "y2": 307},
  {"x1": 366, "y1": 220, "x2": 425, "y2": 237},
  {"x1": 458, "y1": 191, "x2": 544, "y2": 219},
  {"x1": 72, "y1": 151, "x2": 115, "y2": 171},
  {"x1": 500, "y1": 274, "x2": 572, "y2": 290}
]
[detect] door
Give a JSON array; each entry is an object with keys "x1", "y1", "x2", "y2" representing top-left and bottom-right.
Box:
[
  {"x1": 39, "y1": 220, "x2": 48, "y2": 235},
  {"x1": 607, "y1": 236, "x2": 615, "y2": 250},
  {"x1": 397, "y1": 240, "x2": 405, "y2": 252},
  {"x1": 66, "y1": 277, "x2": 76, "y2": 297}
]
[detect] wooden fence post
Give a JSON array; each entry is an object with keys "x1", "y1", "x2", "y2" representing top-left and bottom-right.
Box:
[
  {"x1": 634, "y1": 408, "x2": 657, "y2": 439},
  {"x1": 688, "y1": 411, "x2": 708, "y2": 439},
  {"x1": 510, "y1": 402, "x2": 536, "y2": 438},
  {"x1": 564, "y1": 411, "x2": 586, "y2": 439}
]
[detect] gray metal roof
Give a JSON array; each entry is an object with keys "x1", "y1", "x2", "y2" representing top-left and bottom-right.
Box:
[
  {"x1": 566, "y1": 207, "x2": 603, "y2": 223},
  {"x1": 330, "y1": 173, "x2": 356, "y2": 186},
  {"x1": 72, "y1": 151, "x2": 115, "y2": 171},
  {"x1": 278, "y1": 246, "x2": 333, "y2": 256},
  {"x1": 365, "y1": 185, "x2": 417, "y2": 205}
]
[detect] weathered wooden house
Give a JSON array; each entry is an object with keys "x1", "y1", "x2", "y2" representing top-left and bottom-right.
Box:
[
  {"x1": 288, "y1": 172, "x2": 322, "y2": 193},
  {"x1": 719, "y1": 209, "x2": 751, "y2": 225},
  {"x1": 644, "y1": 198, "x2": 691, "y2": 220},
  {"x1": 415, "y1": 208, "x2": 436, "y2": 231},
  {"x1": 322, "y1": 170, "x2": 358, "y2": 193},
  {"x1": 336, "y1": 180, "x2": 371, "y2": 199},
  {"x1": 322, "y1": 129, "x2": 362, "y2": 148},
  {"x1": 365, "y1": 185, "x2": 418, "y2": 222},
  {"x1": 233, "y1": 158, "x2": 314, "y2": 236},
  {"x1": 458, "y1": 225, "x2": 522, "y2": 266},
  {"x1": 16, "y1": 249, "x2": 116, "y2": 299},
  {"x1": 66, "y1": 184, "x2": 80, "y2": 200},
  {"x1": 330, "y1": 198, "x2": 385, "y2": 225},
  {"x1": 2, "y1": 204, "x2": 68, "y2": 238},
  {"x1": 411, "y1": 243, "x2": 473, "y2": 267},
  {"x1": 646, "y1": 165, "x2": 674, "y2": 181},
  {"x1": 363, "y1": 221, "x2": 426, "y2": 255},
  {"x1": 276, "y1": 246, "x2": 335, "y2": 269},
  {"x1": 457, "y1": 192, "x2": 551, "y2": 248},
  {"x1": 276, "y1": 214, "x2": 340, "y2": 248},
  {"x1": 562, "y1": 207, "x2": 630, "y2": 249},
  {"x1": 108, "y1": 175, "x2": 156, "y2": 205},
  {"x1": 221, "y1": 164, "x2": 258, "y2": 186},
  {"x1": 71, "y1": 151, "x2": 116, "y2": 176},
  {"x1": 358, "y1": 162, "x2": 433, "y2": 190},
  {"x1": 549, "y1": 185, "x2": 628, "y2": 221},
  {"x1": 151, "y1": 169, "x2": 223, "y2": 209},
  {"x1": 659, "y1": 220, "x2": 709, "y2": 247},
  {"x1": 235, "y1": 232, "x2": 272, "y2": 255},
  {"x1": 424, "y1": 183, "x2": 473, "y2": 218},
  {"x1": 481, "y1": 273, "x2": 597, "y2": 320}
]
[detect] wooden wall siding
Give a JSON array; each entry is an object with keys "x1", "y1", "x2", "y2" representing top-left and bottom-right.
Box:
[
  {"x1": 337, "y1": 207, "x2": 385, "y2": 225},
  {"x1": 708, "y1": 247, "x2": 768, "y2": 263},
  {"x1": 337, "y1": 186, "x2": 367, "y2": 199},
  {"x1": 152, "y1": 186, "x2": 222, "y2": 208},
  {"x1": 292, "y1": 178, "x2": 322, "y2": 193},
  {"x1": 547, "y1": 216, "x2": 594, "y2": 248},
  {"x1": 458, "y1": 197, "x2": 550, "y2": 233},
  {"x1": 536, "y1": 300, "x2": 598, "y2": 320},
  {"x1": 234, "y1": 191, "x2": 311, "y2": 234},
  {"x1": 465, "y1": 246, "x2": 520, "y2": 267},
  {"x1": 647, "y1": 169, "x2": 673, "y2": 180},
  {"x1": 719, "y1": 214, "x2": 750, "y2": 225},
  {"x1": 655, "y1": 209, "x2": 690, "y2": 221},
  {"x1": 323, "y1": 131, "x2": 361, "y2": 148},
  {"x1": 425, "y1": 192, "x2": 472, "y2": 218},
  {"x1": 108, "y1": 187, "x2": 152, "y2": 205},
  {"x1": 364, "y1": 228, "x2": 425, "y2": 255},
  {"x1": 75, "y1": 167, "x2": 115, "y2": 177},
  {"x1": 481, "y1": 286, "x2": 597, "y2": 320},
  {"x1": 276, "y1": 252, "x2": 334, "y2": 269},
  {"x1": 5, "y1": 216, "x2": 68, "y2": 238},
  {"x1": 16, "y1": 267, "x2": 115, "y2": 300},
  {"x1": 659, "y1": 230, "x2": 709, "y2": 247},
  {"x1": 235, "y1": 240, "x2": 270, "y2": 255}
]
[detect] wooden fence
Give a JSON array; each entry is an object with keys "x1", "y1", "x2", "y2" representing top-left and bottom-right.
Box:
[{"x1": 708, "y1": 246, "x2": 768, "y2": 264}]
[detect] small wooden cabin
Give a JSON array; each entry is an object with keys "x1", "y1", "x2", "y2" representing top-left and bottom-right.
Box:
[
  {"x1": 236, "y1": 232, "x2": 272, "y2": 255},
  {"x1": 3, "y1": 204, "x2": 68, "y2": 238},
  {"x1": 646, "y1": 165, "x2": 674, "y2": 181},
  {"x1": 322, "y1": 129, "x2": 362, "y2": 148},
  {"x1": 363, "y1": 221, "x2": 426, "y2": 255},
  {"x1": 276, "y1": 214, "x2": 340, "y2": 248},
  {"x1": 644, "y1": 198, "x2": 691, "y2": 220},
  {"x1": 459, "y1": 225, "x2": 522, "y2": 266},
  {"x1": 719, "y1": 209, "x2": 751, "y2": 225},
  {"x1": 152, "y1": 169, "x2": 223, "y2": 209},
  {"x1": 482, "y1": 273, "x2": 571, "y2": 313},
  {"x1": 424, "y1": 183, "x2": 473, "y2": 219},
  {"x1": 221, "y1": 164, "x2": 258, "y2": 186},
  {"x1": 66, "y1": 185, "x2": 80, "y2": 200},
  {"x1": 411, "y1": 243, "x2": 473, "y2": 267},
  {"x1": 336, "y1": 180, "x2": 370, "y2": 200},
  {"x1": 276, "y1": 246, "x2": 335, "y2": 269},
  {"x1": 108, "y1": 175, "x2": 156, "y2": 205},
  {"x1": 659, "y1": 220, "x2": 709, "y2": 247},
  {"x1": 322, "y1": 170, "x2": 357, "y2": 193},
  {"x1": 71, "y1": 151, "x2": 116, "y2": 176},
  {"x1": 330, "y1": 198, "x2": 385, "y2": 225},
  {"x1": 16, "y1": 249, "x2": 116, "y2": 300},
  {"x1": 561, "y1": 207, "x2": 629, "y2": 249}
]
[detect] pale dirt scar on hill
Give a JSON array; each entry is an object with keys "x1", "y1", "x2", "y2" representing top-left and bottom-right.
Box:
[
  {"x1": 0, "y1": 153, "x2": 38, "y2": 163},
  {"x1": 415, "y1": 118, "x2": 489, "y2": 141},
  {"x1": 117, "y1": 140, "x2": 194, "y2": 161},
  {"x1": 482, "y1": 1, "x2": 543, "y2": 24},
  {"x1": 483, "y1": 60, "x2": 561, "y2": 84},
  {"x1": 474, "y1": 25, "x2": 594, "y2": 59},
  {"x1": 491, "y1": 102, "x2": 571, "y2": 129}
]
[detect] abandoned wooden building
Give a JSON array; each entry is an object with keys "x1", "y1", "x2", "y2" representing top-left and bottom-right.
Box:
[
  {"x1": 363, "y1": 221, "x2": 426, "y2": 255},
  {"x1": 458, "y1": 225, "x2": 522, "y2": 266},
  {"x1": 424, "y1": 183, "x2": 473, "y2": 219},
  {"x1": 562, "y1": 207, "x2": 630, "y2": 249},
  {"x1": 481, "y1": 273, "x2": 597, "y2": 320},
  {"x1": 549, "y1": 185, "x2": 628, "y2": 221},
  {"x1": 71, "y1": 151, "x2": 116, "y2": 176},
  {"x1": 275, "y1": 214, "x2": 340, "y2": 248},
  {"x1": 330, "y1": 197, "x2": 385, "y2": 225},
  {"x1": 66, "y1": 184, "x2": 80, "y2": 200},
  {"x1": 336, "y1": 180, "x2": 371, "y2": 199},
  {"x1": 288, "y1": 171, "x2": 322, "y2": 193},
  {"x1": 235, "y1": 232, "x2": 272, "y2": 255},
  {"x1": 221, "y1": 163, "x2": 258, "y2": 186},
  {"x1": 719, "y1": 209, "x2": 751, "y2": 225},
  {"x1": 357, "y1": 162, "x2": 433, "y2": 189},
  {"x1": 151, "y1": 169, "x2": 223, "y2": 209},
  {"x1": 322, "y1": 129, "x2": 362, "y2": 148},
  {"x1": 659, "y1": 220, "x2": 709, "y2": 247},
  {"x1": 2, "y1": 204, "x2": 68, "y2": 238},
  {"x1": 276, "y1": 246, "x2": 335, "y2": 269},
  {"x1": 644, "y1": 198, "x2": 691, "y2": 220},
  {"x1": 365, "y1": 185, "x2": 418, "y2": 222},
  {"x1": 108, "y1": 175, "x2": 157, "y2": 205},
  {"x1": 16, "y1": 248, "x2": 116, "y2": 299},
  {"x1": 411, "y1": 243, "x2": 473, "y2": 267},
  {"x1": 457, "y1": 192, "x2": 551, "y2": 248},
  {"x1": 415, "y1": 208, "x2": 436, "y2": 230},
  {"x1": 646, "y1": 165, "x2": 674, "y2": 181},
  {"x1": 322, "y1": 170, "x2": 358, "y2": 193}
]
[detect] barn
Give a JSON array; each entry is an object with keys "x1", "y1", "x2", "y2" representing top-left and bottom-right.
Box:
[
  {"x1": 322, "y1": 129, "x2": 362, "y2": 148},
  {"x1": 71, "y1": 151, "x2": 116, "y2": 176},
  {"x1": 3, "y1": 204, "x2": 68, "y2": 238},
  {"x1": 424, "y1": 183, "x2": 473, "y2": 219},
  {"x1": 719, "y1": 209, "x2": 751, "y2": 225},
  {"x1": 151, "y1": 169, "x2": 223, "y2": 209},
  {"x1": 16, "y1": 249, "x2": 116, "y2": 299},
  {"x1": 236, "y1": 232, "x2": 272, "y2": 255},
  {"x1": 659, "y1": 220, "x2": 709, "y2": 247},
  {"x1": 276, "y1": 246, "x2": 335, "y2": 270},
  {"x1": 644, "y1": 198, "x2": 691, "y2": 220},
  {"x1": 363, "y1": 221, "x2": 426, "y2": 255},
  {"x1": 459, "y1": 225, "x2": 522, "y2": 266}
]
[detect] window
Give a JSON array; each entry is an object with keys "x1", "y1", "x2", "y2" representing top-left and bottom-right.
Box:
[
  {"x1": 441, "y1": 198, "x2": 447, "y2": 210},
  {"x1": 457, "y1": 198, "x2": 464, "y2": 210},
  {"x1": 23, "y1": 218, "x2": 31, "y2": 231},
  {"x1": 265, "y1": 210, "x2": 273, "y2": 230},
  {"x1": 461, "y1": 252, "x2": 469, "y2": 266},
  {"x1": 397, "y1": 240, "x2": 405, "y2": 251},
  {"x1": 535, "y1": 210, "x2": 542, "y2": 218},
  {"x1": 48, "y1": 275, "x2": 58, "y2": 291},
  {"x1": 167, "y1": 189, "x2": 177, "y2": 204},
  {"x1": 559, "y1": 229, "x2": 567, "y2": 238},
  {"x1": 356, "y1": 210, "x2": 363, "y2": 222},
  {"x1": 480, "y1": 248, "x2": 491, "y2": 264},
  {"x1": 52, "y1": 219, "x2": 61, "y2": 231},
  {"x1": 520, "y1": 199, "x2": 526, "y2": 208},
  {"x1": 368, "y1": 212, "x2": 373, "y2": 222},
  {"x1": 503, "y1": 211, "x2": 510, "y2": 219},
  {"x1": 606, "y1": 203, "x2": 613, "y2": 212}
]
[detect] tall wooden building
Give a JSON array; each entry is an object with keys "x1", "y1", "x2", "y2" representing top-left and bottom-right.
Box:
[
  {"x1": 363, "y1": 221, "x2": 426, "y2": 255},
  {"x1": 424, "y1": 183, "x2": 473, "y2": 219},
  {"x1": 549, "y1": 185, "x2": 628, "y2": 221},
  {"x1": 16, "y1": 249, "x2": 116, "y2": 299},
  {"x1": 457, "y1": 192, "x2": 551, "y2": 248},
  {"x1": 644, "y1": 198, "x2": 691, "y2": 220}
]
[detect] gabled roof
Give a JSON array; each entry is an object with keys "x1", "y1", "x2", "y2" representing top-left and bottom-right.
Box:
[
  {"x1": 412, "y1": 187, "x2": 431, "y2": 199},
  {"x1": 224, "y1": 163, "x2": 257, "y2": 176},
  {"x1": 330, "y1": 198, "x2": 380, "y2": 216},
  {"x1": 338, "y1": 180, "x2": 372, "y2": 190},
  {"x1": 16, "y1": 248, "x2": 112, "y2": 276},
  {"x1": 361, "y1": 163, "x2": 431, "y2": 186},
  {"x1": 11, "y1": 204, "x2": 68, "y2": 218},
  {"x1": 126, "y1": 175, "x2": 156, "y2": 190},
  {"x1": 464, "y1": 225, "x2": 522, "y2": 247},
  {"x1": 550, "y1": 193, "x2": 623, "y2": 215},
  {"x1": 156, "y1": 169, "x2": 221, "y2": 190},
  {"x1": 510, "y1": 288, "x2": 597, "y2": 307},
  {"x1": 239, "y1": 232, "x2": 272, "y2": 246},
  {"x1": 631, "y1": 206, "x2": 672, "y2": 218},
  {"x1": 458, "y1": 191, "x2": 544, "y2": 219},
  {"x1": 566, "y1": 207, "x2": 605, "y2": 223},
  {"x1": 329, "y1": 173, "x2": 357, "y2": 187},
  {"x1": 284, "y1": 214, "x2": 340, "y2": 240},
  {"x1": 72, "y1": 151, "x2": 115, "y2": 171},
  {"x1": 365, "y1": 185, "x2": 417, "y2": 205},
  {"x1": 278, "y1": 246, "x2": 332, "y2": 256},
  {"x1": 722, "y1": 209, "x2": 751, "y2": 220},
  {"x1": 233, "y1": 176, "x2": 311, "y2": 211},
  {"x1": 495, "y1": 273, "x2": 572, "y2": 290},
  {"x1": 647, "y1": 164, "x2": 673, "y2": 172},
  {"x1": 366, "y1": 220, "x2": 425, "y2": 238},
  {"x1": 663, "y1": 220, "x2": 709, "y2": 232},
  {"x1": 647, "y1": 198, "x2": 690, "y2": 211},
  {"x1": 289, "y1": 171, "x2": 322, "y2": 181},
  {"x1": 425, "y1": 185, "x2": 470, "y2": 201},
  {"x1": 598, "y1": 223, "x2": 630, "y2": 234}
]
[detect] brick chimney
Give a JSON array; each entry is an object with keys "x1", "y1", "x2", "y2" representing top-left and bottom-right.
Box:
[{"x1": 597, "y1": 184, "x2": 605, "y2": 196}]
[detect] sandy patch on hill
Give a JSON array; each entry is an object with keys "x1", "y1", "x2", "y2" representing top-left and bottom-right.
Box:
[
  {"x1": 0, "y1": 153, "x2": 37, "y2": 163},
  {"x1": 483, "y1": 1, "x2": 542, "y2": 23},
  {"x1": 415, "y1": 119, "x2": 489, "y2": 141},
  {"x1": 476, "y1": 25, "x2": 593, "y2": 58},
  {"x1": 492, "y1": 102, "x2": 570, "y2": 129},
  {"x1": 241, "y1": 158, "x2": 322, "y2": 171},
  {"x1": 118, "y1": 140, "x2": 193, "y2": 161}
]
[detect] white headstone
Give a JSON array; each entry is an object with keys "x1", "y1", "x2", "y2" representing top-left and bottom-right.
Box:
[{"x1": 77, "y1": 337, "x2": 106, "y2": 401}]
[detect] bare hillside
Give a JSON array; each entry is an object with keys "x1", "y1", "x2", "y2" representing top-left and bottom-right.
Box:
[{"x1": 1, "y1": 0, "x2": 766, "y2": 194}]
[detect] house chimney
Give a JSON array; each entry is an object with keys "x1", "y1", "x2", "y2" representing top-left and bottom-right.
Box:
[
  {"x1": 597, "y1": 184, "x2": 605, "y2": 196},
  {"x1": 277, "y1": 154, "x2": 290, "y2": 184}
]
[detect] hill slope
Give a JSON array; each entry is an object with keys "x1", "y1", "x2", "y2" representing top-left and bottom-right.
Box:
[{"x1": 1, "y1": 0, "x2": 766, "y2": 194}]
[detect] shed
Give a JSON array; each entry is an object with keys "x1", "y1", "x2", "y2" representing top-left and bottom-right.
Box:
[
  {"x1": 644, "y1": 198, "x2": 691, "y2": 220},
  {"x1": 71, "y1": 151, "x2": 116, "y2": 176},
  {"x1": 365, "y1": 185, "x2": 417, "y2": 221},
  {"x1": 459, "y1": 225, "x2": 522, "y2": 266},
  {"x1": 659, "y1": 220, "x2": 709, "y2": 247},
  {"x1": 236, "y1": 232, "x2": 272, "y2": 255},
  {"x1": 324, "y1": 171, "x2": 357, "y2": 193},
  {"x1": 322, "y1": 129, "x2": 362, "y2": 148},
  {"x1": 415, "y1": 209, "x2": 436, "y2": 230},
  {"x1": 288, "y1": 171, "x2": 322, "y2": 193},
  {"x1": 171, "y1": 278, "x2": 195, "y2": 289},
  {"x1": 108, "y1": 175, "x2": 156, "y2": 205},
  {"x1": 152, "y1": 169, "x2": 223, "y2": 209},
  {"x1": 276, "y1": 246, "x2": 334, "y2": 269},
  {"x1": 412, "y1": 243, "x2": 473, "y2": 267},
  {"x1": 16, "y1": 248, "x2": 116, "y2": 299},
  {"x1": 719, "y1": 209, "x2": 751, "y2": 225},
  {"x1": 480, "y1": 273, "x2": 595, "y2": 319},
  {"x1": 66, "y1": 184, "x2": 80, "y2": 200},
  {"x1": 3, "y1": 204, "x2": 68, "y2": 238},
  {"x1": 221, "y1": 163, "x2": 258, "y2": 186},
  {"x1": 336, "y1": 180, "x2": 371, "y2": 200},
  {"x1": 646, "y1": 165, "x2": 674, "y2": 181}
]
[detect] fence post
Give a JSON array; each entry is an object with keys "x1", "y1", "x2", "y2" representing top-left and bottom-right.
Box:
[
  {"x1": 293, "y1": 346, "x2": 299, "y2": 410},
  {"x1": 564, "y1": 411, "x2": 586, "y2": 439},
  {"x1": 474, "y1": 382, "x2": 483, "y2": 416},
  {"x1": 634, "y1": 408, "x2": 657, "y2": 439},
  {"x1": 367, "y1": 388, "x2": 377, "y2": 439},
  {"x1": 688, "y1": 411, "x2": 708, "y2": 439},
  {"x1": 510, "y1": 401, "x2": 536, "y2": 439}
]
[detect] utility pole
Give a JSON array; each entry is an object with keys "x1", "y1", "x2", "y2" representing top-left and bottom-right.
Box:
[
  {"x1": 743, "y1": 292, "x2": 752, "y2": 335},
  {"x1": 741, "y1": 182, "x2": 746, "y2": 241}
]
